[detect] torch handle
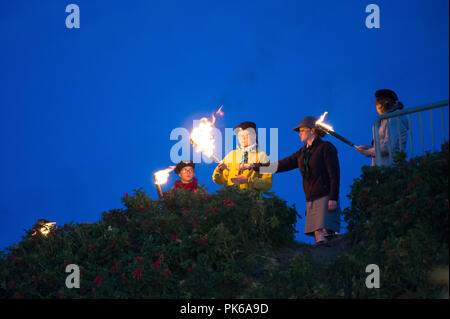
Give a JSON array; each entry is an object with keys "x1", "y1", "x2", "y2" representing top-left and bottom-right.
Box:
[
  {"x1": 156, "y1": 184, "x2": 163, "y2": 199},
  {"x1": 190, "y1": 138, "x2": 229, "y2": 170},
  {"x1": 329, "y1": 131, "x2": 357, "y2": 148},
  {"x1": 209, "y1": 154, "x2": 221, "y2": 164},
  {"x1": 317, "y1": 124, "x2": 358, "y2": 149},
  {"x1": 210, "y1": 154, "x2": 230, "y2": 171},
  {"x1": 153, "y1": 174, "x2": 164, "y2": 199}
]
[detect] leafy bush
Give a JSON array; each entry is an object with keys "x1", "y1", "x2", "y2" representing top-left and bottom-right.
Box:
[
  {"x1": 338, "y1": 142, "x2": 449, "y2": 298},
  {"x1": 0, "y1": 187, "x2": 299, "y2": 299},
  {"x1": 1, "y1": 143, "x2": 448, "y2": 299}
]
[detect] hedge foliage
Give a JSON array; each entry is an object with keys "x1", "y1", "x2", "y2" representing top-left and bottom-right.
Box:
[
  {"x1": 0, "y1": 186, "x2": 299, "y2": 298},
  {"x1": 0, "y1": 143, "x2": 448, "y2": 299},
  {"x1": 334, "y1": 142, "x2": 449, "y2": 298}
]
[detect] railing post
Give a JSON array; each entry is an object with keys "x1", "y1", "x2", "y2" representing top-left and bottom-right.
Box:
[
  {"x1": 430, "y1": 109, "x2": 435, "y2": 150},
  {"x1": 397, "y1": 116, "x2": 401, "y2": 152},
  {"x1": 372, "y1": 100, "x2": 448, "y2": 166},
  {"x1": 408, "y1": 114, "x2": 413, "y2": 157},
  {"x1": 419, "y1": 111, "x2": 424, "y2": 154}
]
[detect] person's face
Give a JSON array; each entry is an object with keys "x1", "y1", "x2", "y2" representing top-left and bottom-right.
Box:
[
  {"x1": 298, "y1": 127, "x2": 313, "y2": 143},
  {"x1": 178, "y1": 166, "x2": 195, "y2": 183},
  {"x1": 376, "y1": 101, "x2": 383, "y2": 115},
  {"x1": 237, "y1": 129, "x2": 256, "y2": 148},
  {"x1": 376, "y1": 98, "x2": 390, "y2": 115}
]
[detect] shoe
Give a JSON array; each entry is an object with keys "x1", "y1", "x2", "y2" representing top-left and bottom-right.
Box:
[
  {"x1": 324, "y1": 233, "x2": 337, "y2": 241},
  {"x1": 316, "y1": 240, "x2": 327, "y2": 246}
]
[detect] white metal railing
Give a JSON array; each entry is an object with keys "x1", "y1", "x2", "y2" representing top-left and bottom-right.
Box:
[{"x1": 373, "y1": 100, "x2": 449, "y2": 166}]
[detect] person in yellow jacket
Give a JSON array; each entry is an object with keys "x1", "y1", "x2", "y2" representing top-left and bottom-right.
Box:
[{"x1": 212, "y1": 121, "x2": 272, "y2": 192}]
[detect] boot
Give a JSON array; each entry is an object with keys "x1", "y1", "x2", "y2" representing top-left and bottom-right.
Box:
[{"x1": 314, "y1": 228, "x2": 327, "y2": 244}]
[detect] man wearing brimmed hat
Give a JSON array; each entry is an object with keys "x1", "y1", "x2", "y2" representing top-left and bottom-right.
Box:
[
  {"x1": 245, "y1": 116, "x2": 341, "y2": 244},
  {"x1": 212, "y1": 121, "x2": 272, "y2": 192}
]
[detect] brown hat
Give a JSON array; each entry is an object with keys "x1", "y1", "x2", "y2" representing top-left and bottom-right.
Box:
[
  {"x1": 293, "y1": 116, "x2": 318, "y2": 132},
  {"x1": 175, "y1": 160, "x2": 195, "y2": 174},
  {"x1": 234, "y1": 121, "x2": 257, "y2": 134}
]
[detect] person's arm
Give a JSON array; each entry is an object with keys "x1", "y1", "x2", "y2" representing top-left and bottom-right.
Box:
[
  {"x1": 358, "y1": 120, "x2": 389, "y2": 158},
  {"x1": 212, "y1": 154, "x2": 230, "y2": 185},
  {"x1": 324, "y1": 144, "x2": 340, "y2": 201},
  {"x1": 247, "y1": 152, "x2": 272, "y2": 191},
  {"x1": 252, "y1": 151, "x2": 299, "y2": 173}
]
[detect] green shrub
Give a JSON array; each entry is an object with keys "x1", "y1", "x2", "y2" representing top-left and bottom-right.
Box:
[
  {"x1": 1, "y1": 143, "x2": 448, "y2": 299},
  {"x1": 339, "y1": 142, "x2": 449, "y2": 298},
  {"x1": 0, "y1": 187, "x2": 298, "y2": 299}
]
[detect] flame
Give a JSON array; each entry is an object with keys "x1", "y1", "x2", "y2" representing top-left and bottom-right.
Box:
[
  {"x1": 216, "y1": 105, "x2": 224, "y2": 117},
  {"x1": 40, "y1": 223, "x2": 56, "y2": 236},
  {"x1": 315, "y1": 111, "x2": 334, "y2": 131},
  {"x1": 190, "y1": 105, "x2": 224, "y2": 159},
  {"x1": 154, "y1": 166, "x2": 176, "y2": 185},
  {"x1": 190, "y1": 117, "x2": 216, "y2": 157},
  {"x1": 32, "y1": 222, "x2": 56, "y2": 237}
]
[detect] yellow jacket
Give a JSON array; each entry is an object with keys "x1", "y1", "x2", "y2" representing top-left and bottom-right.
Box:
[{"x1": 212, "y1": 148, "x2": 272, "y2": 192}]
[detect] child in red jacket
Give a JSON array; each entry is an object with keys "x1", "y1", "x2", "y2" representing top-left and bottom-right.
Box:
[{"x1": 172, "y1": 161, "x2": 199, "y2": 192}]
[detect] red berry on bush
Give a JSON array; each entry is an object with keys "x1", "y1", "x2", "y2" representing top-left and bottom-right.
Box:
[
  {"x1": 152, "y1": 259, "x2": 162, "y2": 269},
  {"x1": 93, "y1": 276, "x2": 103, "y2": 287},
  {"x1": 133, "y1": 268, "x2": 143, "y2": 279}
]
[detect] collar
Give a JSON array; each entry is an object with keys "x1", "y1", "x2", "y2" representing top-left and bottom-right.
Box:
[
  {"x1": 174, "y1": 177, "x2": 198, "y2": 191},
  {"x1": 238, "y1": 143, "x2": 258, "y2": 152},
  {"x1": 304, "y1": 137, "x2": 322, "y2": 150}
]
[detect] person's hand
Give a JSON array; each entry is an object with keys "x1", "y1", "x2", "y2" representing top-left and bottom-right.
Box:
[
  {"x1": 239, "y1": 163, "x2": 254, "y2": 171},
  {"x1": 328, "y1": 200, "x2": 337, "y2": 211},
  {"x1": 231, "y1": 175, "x2": 248, "y2": 185},
  {"x1": 356, "y1": 145, "x2": 370, "y2": 155},
  {"x1": 217, "y1": 162, "x2": 228, "y2": 172}
]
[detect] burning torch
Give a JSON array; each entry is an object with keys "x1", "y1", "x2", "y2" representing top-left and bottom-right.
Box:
[
  {"x1": 315, "y1": 112, "x2": 359, "y2": 150},
  {"x1": 31, "y1": 219, "x2": 56, "y2": 237},
  {"x1": 153, "y1": 166, "x2": 175, "y2": 199},
  {"x1": 189, "y1": 106, "x2": 229, "y2": 170}
]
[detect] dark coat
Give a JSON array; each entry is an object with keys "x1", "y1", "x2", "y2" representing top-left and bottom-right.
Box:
[{"x1": 274, "y1": 137, "x2": 340, "y2": 201}]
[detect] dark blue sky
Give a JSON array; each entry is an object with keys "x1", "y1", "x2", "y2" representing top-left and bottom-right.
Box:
[{"x1": 1, "y1": 0, "x2": 448, "y2": 249}]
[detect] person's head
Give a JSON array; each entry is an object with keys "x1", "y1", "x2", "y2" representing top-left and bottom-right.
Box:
[
  {"x1": 293, "y1": 116, "x2": 326, "y2": 143},
  {"x1": 175, "y1": 161, "x2": 195, "y2": 183},
  {"x1": 234, "y1": 121, "x2": 257, "y2": 148},
  {"x1": 375, "y1": 89, "x2": 404, "y2": 115}
]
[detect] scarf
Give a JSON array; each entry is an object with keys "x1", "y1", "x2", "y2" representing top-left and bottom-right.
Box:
[
  {"x1": 173, "y1": 177, "x2": 198, "y2": 192},
  {"x1": 303, "y1": 145, "x2": 312, "y2": 179},
  {"x1": 238, "y1": 143, "x2": 258, "y2": 164},
  {"x1": 238, "y1": 142, "x2": 258, "y2": 153}
]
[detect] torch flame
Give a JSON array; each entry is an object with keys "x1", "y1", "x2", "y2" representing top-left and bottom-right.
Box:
[
  {"x1": 40, "y1": 222, "x2": 56, "y2": 236},
  {"x1": 315, "y1": 111, "x2": 334, "y2": 131},
  {"x1": 216, "y1": 105, "x2": 224, "y2": 117},
  {"x1": 154, "y1": 166, "x2": 176, "y2": 185},
  {"x1": 190, "y1": 105, "x2": 224, "y2": 159},
  {"x1": 32, "y1": 221, "x2": 56, "y2": 237},
  {"x1": 190, "y1": 117, "x2": 216, "y2": 157}
]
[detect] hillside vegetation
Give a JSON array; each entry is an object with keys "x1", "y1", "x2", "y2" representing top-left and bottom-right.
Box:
[{"x1": 1, "y1": 143, "x2": 448, "y2": 298}]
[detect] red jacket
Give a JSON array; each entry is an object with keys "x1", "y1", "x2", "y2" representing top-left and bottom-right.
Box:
[{"x1": 172, "y1": 177, "x2": 198, "y2": 192}]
